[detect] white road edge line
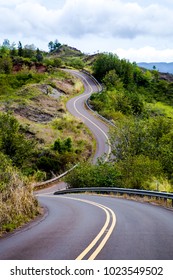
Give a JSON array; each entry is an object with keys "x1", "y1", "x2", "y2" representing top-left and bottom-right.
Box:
[{"x1": 70, "y1": 71, "x2": 112, "y2": 161}]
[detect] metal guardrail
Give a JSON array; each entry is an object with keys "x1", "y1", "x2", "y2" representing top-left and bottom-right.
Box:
[
  {"x1": 81, "y1": 69, "x2": 103, "y2": 93},
  {"x1": 54, "y1": 187, "x2": 173, "y2": 207},
  {"x1": 81, "y1": 70, "x2": 116, "y2": 127},
  {"x1": 34, "y1": 165, "x2": 78, "y2": 190},
  {"x1": 85, "y1": 98, "x2": 116, "y2": 127}
]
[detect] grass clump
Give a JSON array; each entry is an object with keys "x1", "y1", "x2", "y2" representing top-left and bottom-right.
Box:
[{"x1": 0, "y1": 152, "x2": 39, "y2": 235}]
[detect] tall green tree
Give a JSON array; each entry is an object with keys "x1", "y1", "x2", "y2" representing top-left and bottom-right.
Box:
[
  {"x1": 103, "y1": 69, "x2": 123, "y2": 90},
  {"x1": 36, "y1": 48, "x2": 43, "y2": 62},
  {"x1": 93, "y1": 53, "x2": 120, "y2": 81},
  {"x1": 2, "y1": 39, "x2": 10, "y2": 49},
  {"x1": 23, "y1": 44, "x2": 36, "y2": 58},
  {"x1": 48, "y1": 39, "x2": 61, "y2": 53},
  {"x1": 18, "y1": 41, "x2": 23, "y2": 57},
  {"x1": 48, "y1": 41, "x2": 54, "y2": 52},
  {"x1": 110, "y1": 116, "x2": 173, "y2": 178}
]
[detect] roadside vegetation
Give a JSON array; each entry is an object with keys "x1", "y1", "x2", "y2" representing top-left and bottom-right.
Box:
[
  {"x1": 66, "y1": 53, "x2": 173, "y2": 193},
  {"x1": 0, "y1": 152, "x2": 39, "y2": 234},
  {"x1": 0, "y1": 39, "x2": 92, "y2": 234},
  {"x1": 1, "y1": 38, "x2": 173, "y2": 234}
]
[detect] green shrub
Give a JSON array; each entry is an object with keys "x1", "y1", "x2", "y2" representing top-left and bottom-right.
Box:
[
  {"x1": 36, "y1": 151, "x2": 61, "y2": 175},
  {"x1": 67, "y1": 57, "x2": 84, "y2": 69},
  {"x1": 116, "y1": 155, "x2": 163, "y2": 189},
  {"x1": 110, "y1": 116, "x2": 173, "y2": 180},
  {"x1": 0, "y1": 56, "x2": 13, "y2": 74},
  {"x1": 65, "y1": 161, "x2": 121, "y2": 189},
  {"x1": 0, "y1": 112, "x2": 35, "y2": 168},
  {"x1": 53, "y1": 137, "x2": 73, "y2": 153}
]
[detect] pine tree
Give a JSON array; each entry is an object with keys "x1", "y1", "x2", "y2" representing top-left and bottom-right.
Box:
[{"x1": 18, "y1": 41, "x2": 23, "y2": 57}]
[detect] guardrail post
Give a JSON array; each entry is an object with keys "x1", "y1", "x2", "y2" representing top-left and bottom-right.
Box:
[{"x1": 164, "y1": 198, "x2": 167, "y2": 205}]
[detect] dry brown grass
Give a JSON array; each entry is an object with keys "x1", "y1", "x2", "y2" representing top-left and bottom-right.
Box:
[
  {"x1": 0, "y1": 171, "x2": 39, "y2": 236},
  {"x1": 107, "y1": 193, "x2": 173, "y2": 209}
]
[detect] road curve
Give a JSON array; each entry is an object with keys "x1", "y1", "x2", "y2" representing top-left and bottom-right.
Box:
[
  {"x1": 0, "y1": 71, "x2": 173, "y2": 260},
  {"x1": 0, "y1": 194, "x2": 116, "y2": 260},
  {"x1": 0, "y1": 70, "x2": 113, "y2": 260},
  {"x1": 0, "y1": 194, "x2": 173, "y2": 259},
  {"x1": 66, "y1": 70, "x2": 111, "y2": 162}
]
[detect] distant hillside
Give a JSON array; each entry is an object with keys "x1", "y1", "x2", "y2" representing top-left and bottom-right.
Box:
[
  {"x1": 137, "y1": 62, "x2": 173, "y2": 74},
  {"x1": 53, "y1": 44, "x2": 84, "y2": 57}
]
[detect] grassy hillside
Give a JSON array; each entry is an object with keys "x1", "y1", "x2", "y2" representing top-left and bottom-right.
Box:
[{"x1": 0, "y1": 42, "x2": 94, "y2": 234}]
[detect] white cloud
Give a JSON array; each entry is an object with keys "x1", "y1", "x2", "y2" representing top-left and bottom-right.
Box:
[
  {"x1": 0, "y1": 0, "x2": 173, "y2": 61},
  {"x1": 1, "y1": 0, "x2": 173, "y2": 39},
  {"x1": 0, "y1": 0, "x2": 36, "y2": 7},
  {"x1": 51, "y1": 0, "x2": 173, "y2": 39},
  {"x1": 114, "y1": 47, "x2": 173, "y2": 62}
]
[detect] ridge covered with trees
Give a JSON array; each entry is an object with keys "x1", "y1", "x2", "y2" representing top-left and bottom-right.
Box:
[{"x1": 66, "y1": 53, "x2": 173, "y2": 193}]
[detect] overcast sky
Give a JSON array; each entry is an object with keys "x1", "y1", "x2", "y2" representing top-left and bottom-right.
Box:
[{"x1": 1, "y1": 0, "x2": 173, "y2": 62}]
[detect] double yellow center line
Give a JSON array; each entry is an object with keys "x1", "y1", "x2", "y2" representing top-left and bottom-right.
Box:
[
  {"x1": 38, "y1": 194, "x2": 116, "y2": 260},
  {"x1": 58, "y1": 196, "x2": 116, "y2": 260}
]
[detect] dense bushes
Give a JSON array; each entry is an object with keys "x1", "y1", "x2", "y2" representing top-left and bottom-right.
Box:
[
  {"x1": 66, "y1": 57, "x2": 84, "y2": 69},
  {"x1": 115, "y1": 155, "x2": 163, "y2": 190},
  {"x1": 93, "y1": 53, "x2": 121, "y2": 81},
  {"x1": 93, "y1": 53, "x2": 173, "y2": 104},
  {"x1": 71, "y1": 53, "x2": 173, "y2": 192},
  {"x1": 66, "y1": 116, "x2": 173, "y2": 191},
  {"x1": 109, "y1": 116, "x2": 173, "y2": 190},
  {"x1": 0, "y1": 56, "x2": 13, "y2": 74},
  {"x1": 0, "y1": 113, "x2": 79, "y2": 179},
  {"x1": 65, "y1": 161, "x2": 121, "y2": 189},
  {"x1": 90, "y1": 89, "x2": 144, "y2": 119},
  {"x1": 0, "y1": 70, "x2": 46, "y2": 92},
  {"x1": 43, "y1": 57, "x2": 62, "y2": 68},
  {"x1": 0, "y1": 113, "x2": 35, "y2": 169},
  {"x1": 53, "y1": 137, "x2": 73, "y2": 153}
]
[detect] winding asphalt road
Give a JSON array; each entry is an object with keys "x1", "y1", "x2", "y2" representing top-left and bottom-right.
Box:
[
  {"x1": 66, "y1": 70, "x2": 111, "y2": 162},
  {"x1": 0, "y1": 71, "x2": 173, "y2": 260}
]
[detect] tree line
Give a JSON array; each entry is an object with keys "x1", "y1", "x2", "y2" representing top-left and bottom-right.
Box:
[
  {"x1": 1, "y1": 38, "x2": 61, "y2": 57},
  {"x1": 66, "y1": 53, "x2": 173, "y2": 192},
  {"x1": 0, "y1": 38, "x2": 63, "y2": 73}
]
